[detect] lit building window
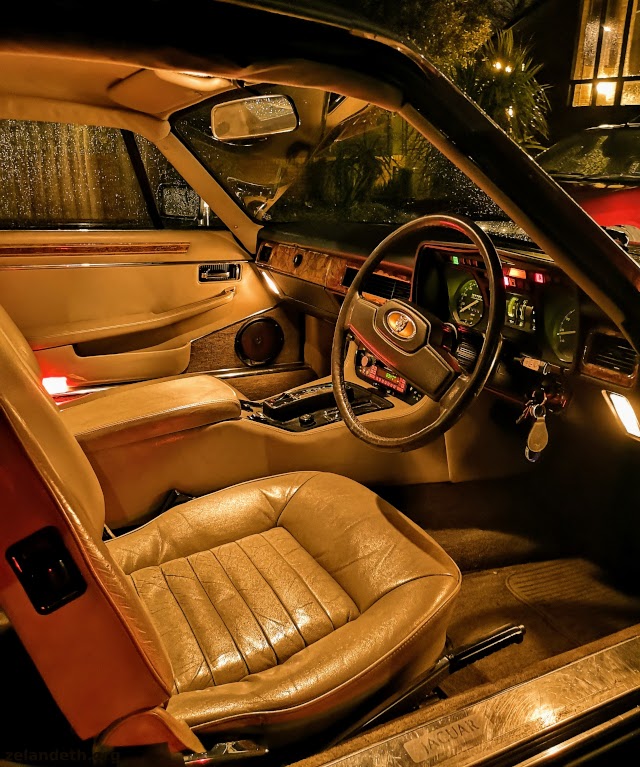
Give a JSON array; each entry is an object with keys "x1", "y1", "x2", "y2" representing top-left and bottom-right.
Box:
[{"x1": 572, "y1": 0, "x2": 640, "y2": 105}]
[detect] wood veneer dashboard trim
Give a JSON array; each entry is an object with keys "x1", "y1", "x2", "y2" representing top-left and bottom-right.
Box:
[{"x1": 257, "y1": 241, "x2": 413, "y2": 305}]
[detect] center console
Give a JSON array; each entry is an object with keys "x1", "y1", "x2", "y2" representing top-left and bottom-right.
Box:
[
  {"x1": 243, "y1": 345, "x2": 424, "y2": 432},
  {"x1": 244, "y1": 381, "x2": 392, "y2": 432}
]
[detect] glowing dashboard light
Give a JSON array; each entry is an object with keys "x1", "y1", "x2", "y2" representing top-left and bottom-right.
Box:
[
  {"x1": 42, "y1": 377, "x2": 69, "y2": 395},
  {"x1": 603, "y1": 391, "x2": 640, "y2": 438},
  {"x1": 507, "y1": 267, "x2": 527, "y2": 279},
  {"x1": 503, "y1": 276, "x2": 510, "y2": 287},
  {"x1": 533, "y1": 272, "x2": 545, "y2": 284}
]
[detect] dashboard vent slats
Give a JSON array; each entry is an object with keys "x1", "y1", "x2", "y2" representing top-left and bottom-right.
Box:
[
  {"x1": 342, "y1": 267, "x2": 410, "y2": 301},
  {"x1": 586, "y1": 333, "x2": 638, "y2": 375}
]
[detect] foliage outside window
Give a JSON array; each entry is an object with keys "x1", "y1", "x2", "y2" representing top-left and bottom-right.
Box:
[
  {"x1": 572, "y1": 0, "x2": 640, "y2": 106},
  {"x1": 0, "y1": 120, "x2": 220, "y2": 230}
]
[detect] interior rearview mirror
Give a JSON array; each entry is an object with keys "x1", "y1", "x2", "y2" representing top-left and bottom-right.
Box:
[{"x1": 211, "y1": 95, "x2": 298, "y2": 141}]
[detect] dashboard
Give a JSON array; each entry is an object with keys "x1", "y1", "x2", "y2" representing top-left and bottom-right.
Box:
[
  {"x1": 414, "y1": 243, "x2": 580, "y2": 368},
  {"x1": 256, "y1": 234, "x2": 639, "y2": 403}
]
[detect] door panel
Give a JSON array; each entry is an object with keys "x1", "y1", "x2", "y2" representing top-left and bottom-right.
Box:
[{"x1": 0, "y1": 229, "x2": 282, "y2": 386}]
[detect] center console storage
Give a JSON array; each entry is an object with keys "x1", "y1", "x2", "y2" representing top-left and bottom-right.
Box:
[{"x1": 246, "y1": 382, "x2": 393, "y2": 432}]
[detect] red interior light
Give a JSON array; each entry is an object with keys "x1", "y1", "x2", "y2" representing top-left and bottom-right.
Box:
[
  {"x1": 42, "y1": 377, "x2": 69, "y2": 395},
  {"x1": 508, "y1": 267, "x2": 527, "y2": 280},
  {"x1": 503, "y1": 276, "x2": 510, "y2": 287},
  {"x1": 533, "y1": 272, "x2": 545, "y2": 284}
]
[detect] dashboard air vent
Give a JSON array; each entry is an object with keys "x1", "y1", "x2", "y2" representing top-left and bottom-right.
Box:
[
  {"x1": 257, "y1": 243, "x2": 273, "y2": 263},
  {"x1": 342, "y1": 267, "x2": 411, "y2": 301},
  {"x1": 586, "y1": 333, "x2": 638, "y2": 375}
]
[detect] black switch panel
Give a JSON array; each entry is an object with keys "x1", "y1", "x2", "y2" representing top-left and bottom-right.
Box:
[
  {"x1": 262, "y1": 383, "x2": 355, "y2": 422},
  {"x1": 6, "y1": 526, "x2": 87, "y2": 615}
]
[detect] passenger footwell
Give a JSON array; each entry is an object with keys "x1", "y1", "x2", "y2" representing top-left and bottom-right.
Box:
[{"x1": 439, "y1": 557, "x2": 640, "y2": 697}]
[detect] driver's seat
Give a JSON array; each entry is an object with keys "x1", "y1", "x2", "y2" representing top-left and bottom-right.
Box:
[{"x1": 0, "y1": 314, "x2": 460, "y2": 755}]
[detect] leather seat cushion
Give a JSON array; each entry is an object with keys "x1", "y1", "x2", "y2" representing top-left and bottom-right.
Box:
[
  {"x1": 107, "y1": 471, "x2": 460, "y2": 737},
  {"x1": 128, "y1": 526, "x2": 360, "y2": 692}
]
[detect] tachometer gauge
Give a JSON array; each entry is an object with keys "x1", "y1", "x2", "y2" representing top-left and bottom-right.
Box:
[
  {"x1": 553, "y1": 308, "x2": 579, "y2": 363},
  {"x1": 453, "y1": 278, "x2": 485, "y2": 327}
]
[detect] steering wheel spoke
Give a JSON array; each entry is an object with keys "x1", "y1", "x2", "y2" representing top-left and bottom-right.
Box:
[
  {"x1": 439, "y1": 371, "x2": 472, "y2": 410},
  {"x1": 332, "y1": 214, "x2": 505, "y2": 451}
]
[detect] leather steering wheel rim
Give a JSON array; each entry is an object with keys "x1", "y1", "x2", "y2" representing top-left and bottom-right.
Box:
[{"x1": 331, "y1": 213, "x2": 506, "y2": 452}]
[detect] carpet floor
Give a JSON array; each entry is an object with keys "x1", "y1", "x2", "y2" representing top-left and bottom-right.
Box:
[{"x1": 439, "y1": 556, "x2": 640, "y2": 696}]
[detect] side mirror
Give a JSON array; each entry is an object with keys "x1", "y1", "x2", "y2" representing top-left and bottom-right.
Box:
[{"x1": 211, "y1": 95, "x2": 298, "y2": 141}]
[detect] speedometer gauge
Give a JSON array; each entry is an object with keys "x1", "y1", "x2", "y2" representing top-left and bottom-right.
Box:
[
  {"x1": 552, "y1": 308, "x2": 579, "y2": 363},
  {"x1": 453, "y1": 278, "x2": 485, "y2": 327}
]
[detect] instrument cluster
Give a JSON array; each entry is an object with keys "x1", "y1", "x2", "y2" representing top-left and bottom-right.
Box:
[{"x1": 416, "y1": 246, "x2": 581, "y2": 367}]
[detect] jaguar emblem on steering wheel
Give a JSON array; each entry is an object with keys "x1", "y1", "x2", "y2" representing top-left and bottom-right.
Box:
[{"x1": 385, "y1": 309, "x2": 416, "y2": 340}]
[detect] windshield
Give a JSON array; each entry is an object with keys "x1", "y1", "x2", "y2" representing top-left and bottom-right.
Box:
[
  {"x1": 173, "y1": 85, "x2": 508, "y2": 225},
  {"x1": 537, "y1": 127, "x2": 640, "y2": 182}
]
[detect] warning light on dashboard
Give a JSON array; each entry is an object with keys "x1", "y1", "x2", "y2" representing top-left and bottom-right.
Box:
[
  {"x1": 507, "y1": 267, "x2": 527, "y2": 280},
  {"x1": 533, "y1": 272, "x2": 545, "y2": 284},
  {"x1": 503, "y1": 276, "x2": 510, "y2": 287},
  {"x1": 451, "y1": 256, "x2": 459, "y2": 265}
]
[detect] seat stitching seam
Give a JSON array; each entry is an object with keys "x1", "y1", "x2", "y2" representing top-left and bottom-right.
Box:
[
  {"x1": 275, "y1": 471, "x2": 321, "y2": 525},
  {"x1": 198, "y1": 550, "x2": 253, "y2": 676},
  {"x1": 158, "y1": 563, "x2": 215, "y2": 689},
  {"x1": 238, "y1": 537, "x2": 307, "y2": 649},
  {"x1": 261, "y1": 531, "x2": 339, "y2": 632},
  {"x1": 184, "y1": 554, "x2": 249, "y2": 683},
  {"x1": 367, "y1": 572, "x2": 459, "y2": 610},
  {"x1": 211, "y1": 546, "x2": 280, "y2": 661},
  {"x1": 128, "y1": 572, "x2": 142, "y2": 599}
]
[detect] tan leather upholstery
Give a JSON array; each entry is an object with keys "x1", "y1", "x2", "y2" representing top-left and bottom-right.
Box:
[
  {"x1": 60, "y1": 375, "x2": 241, "y2": 450},
  {"x1": 107, "y1": 471, "x2": 460, "y2": 742},
  {"x1": 0, "y1": 297, "x2": 241, "y2": 454},
  {"x1": 0, "y1": 293, "x2": 460, "y2": 751},
  {"x1": 0, "y1": 303, "x2": 41, "y2": 378},
  {"x1": 0, "y1": 319, "x2": 174, "y2": 740}
]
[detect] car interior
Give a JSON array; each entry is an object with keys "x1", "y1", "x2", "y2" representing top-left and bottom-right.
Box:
[{"x1": 0, "y1": 3, "x2": 639, "y2": 766}]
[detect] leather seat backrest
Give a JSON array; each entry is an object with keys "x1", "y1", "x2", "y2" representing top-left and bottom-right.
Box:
[
  {"x1": 0, "y1": 321, "x2": 174, "y2": 739},
  {"x1": 0, "y1": 303, "x2": 41, "y2": 378}
]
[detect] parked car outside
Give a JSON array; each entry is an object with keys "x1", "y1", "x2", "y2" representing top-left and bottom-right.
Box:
[{"x1": 537, "y1": 123, "x2": 640, "y2": 241}]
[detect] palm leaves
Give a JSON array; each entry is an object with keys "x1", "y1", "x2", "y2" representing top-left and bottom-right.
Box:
[{"x1": 453, "y1": 29, "x2": 550, "y2": 150}]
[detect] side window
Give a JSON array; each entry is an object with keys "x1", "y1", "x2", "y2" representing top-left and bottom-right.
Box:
[
  {"x1": 134, "y1": 135, "x2": 222, "y2": 228},
  {"x1": 0, "y1": 120, "x2": 222, "y2": 230},
  {"x1": 0, "y1": 121, "x2": 152, "y2": 229}
]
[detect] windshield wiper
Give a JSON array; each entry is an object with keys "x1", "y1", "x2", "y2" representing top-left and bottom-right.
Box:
[
  {"x1": 550, "y1": 172, "x2": 640, "y2": 184},
  {"x1": 546, "y1": 172, "x2": 589, "y2": 180}
]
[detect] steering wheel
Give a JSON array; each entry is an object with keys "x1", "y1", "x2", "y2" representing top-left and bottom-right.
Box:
[{"x1": 331, "y1": 214, "x2": 505, "y2": 451}]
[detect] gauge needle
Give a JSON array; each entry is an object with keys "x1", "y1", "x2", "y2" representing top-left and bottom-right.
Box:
[
  {"x1": 460, "y1": 299, "x2": 480, "y2": 312},
  {"x1": 558, "y1": 330, "x2": 577, "y2": 336}
]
